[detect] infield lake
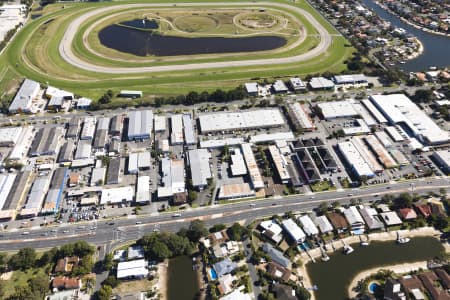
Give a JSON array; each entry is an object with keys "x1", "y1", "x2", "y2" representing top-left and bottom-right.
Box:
[
  {"x1": 167, "y1": 256, "x2": 200, "y2": 300},
  {"x1": 307, "y1": 236, "x2": 444, "y2": 300},
  {"x1": 98, "y1": 24, "x2": 287, "y2": 56}
]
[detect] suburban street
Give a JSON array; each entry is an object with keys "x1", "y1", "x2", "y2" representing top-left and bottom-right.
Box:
[{"x1": 0, "y1": 177, "x2": 448, "y2": 251}]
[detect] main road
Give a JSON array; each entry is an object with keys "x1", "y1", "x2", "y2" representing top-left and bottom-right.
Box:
[
  {"x1": 59, "y1": 2, "x2": 334, "y2": 74},
  {"x1": 0, "y1": 177, "x2": 448, "y2": 251}
]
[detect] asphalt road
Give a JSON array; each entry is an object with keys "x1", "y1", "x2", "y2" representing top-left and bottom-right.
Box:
[
  {"x1": 0, "y1": 177, "x2": 448, "y2": 251},
  {"x1": 59, "y1": 2, "x2": 334, "y2": 74}
]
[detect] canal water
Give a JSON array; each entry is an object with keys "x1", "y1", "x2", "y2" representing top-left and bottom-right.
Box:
[
  {"x1": 307, "y1": 237, "x2": 444, "y2": 300},
  {"x1": 98, "y1": 24, "x2": 286, "y2": 56},
  {"x1": 361, "y1": 0, "x2": 450, "y2": 71},
  {"x1": 167, "y1": 256, "x2": 200, "y2": 300}
]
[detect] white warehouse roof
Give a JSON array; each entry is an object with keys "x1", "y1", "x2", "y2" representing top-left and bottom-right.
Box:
[
  {"x1": 370, "y1": 94, "x2": 450, "y2": 145},
  {"x1": 9, "y1": 79, "x2": 40, "y2": 113},
  {"x1": 338, "y1": 141, "x2": 374, "y2": 178},
  {"x1": 199, "y1": 109, "x2": 285, "y2": 133},
  {"x1": 117, "y1": 259, "x2": 148, "y2": 279},
  {"x1": 241, "y1": 143, "x2": 264, "y2": 189},
  {"x1": 154, "y1": 115, "x2": 166, "y2": 132},
  {"x1": 0, "y1": 127, "x2": 22, "y2": 146},
  {"x1": 287, "y1": 102, "x2": 314, "y2": 130},
  {"x1": 188, "y1": 149, "x2": 212, "y2": 187},
  {"x1": 100, "y1": 186, "x2": 134, "y2": 204},
  {"x1": 317, "y1": 101, "x2": 358, "y2": 119},
  {"x1": 128, "y1": 110, "x2": 153, "y2": 140},
  {"x1": 136, "y1": 176, "x2": 150, "y2": 203}
]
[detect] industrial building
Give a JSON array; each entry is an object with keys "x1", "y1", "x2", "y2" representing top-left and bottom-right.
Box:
[
  {"x1": 288, "y1": 77, "x2": 307, "y2": 92},
  {"x1": 109, "y1": 140, "x2": 120, "y2": 156},
  {"x1": 370, "y1": 94, "x2": 450, "y2": 145},
  {"x1": 317, "y1": 101, "x2": 358, "y2": 119},
  {"x1": 90, "y1": 167, "x2": 106, "y2": 186},
  {"x1": 127, "y1": 110, "x2": 153, "y2": 141},
  {"x1": 80, "y1": 117, "x2": 96, "y2": 140},
  {"x1": 187, "y1": 149, "x2": 212, "y2": 190},
  {"x1": 74, "y1": 140, "x2": 92, "y2": 160},
  {"x1": 58, "y1": 140, "x2": 75, "y2": 164},
  {"x1": 298, "y1": 215, "x2": 319, "y2": 236},
  {"x1": 0, "y1": 171, "x2": 31, "y2": 221},
  {"x1": 230, "y1": 148, "x2": 247, "y2": 176},
  {"x1": 333, "y1": 74, "x2": 368, "y2": 86},
  {"x1": 385, "y1": 126, "x2": 406, "y2": 142},
  {"x1": 241, "y1": 143, "x2": 264, "y2": 189},
  {"x1": 272, "y1": 80, "x2": 288, "y2": 93},
  {"x1": 343, "y1": 206, "x2": 365, "y2": 232},
  {"x1": 361, "y1": 99, "x2": 388, "y2": 124},
  {"x1": 29, "y1": 127, "x2": 63, "y2": 157},
  {"x1": 199, "y1": 138, "x2": 244, "y2": 149},
  {"x1": 9, "y1": 79, "x2": 40, "y2": 113},
  {"x1": 286, "y1": 102, "x2": 315, "y2": 131},
  {"x1": 350, "y1": 101, "x2": 377, "y2": 126},
  {"x1": 119, "y1": 90, "x2": 142, "y2": 98},
  {"x1": 0, "y1": 127, "x2": 22, "y2": 147},
  {"x1": 170, "y1": 115, "x2": 184, "y2": 145},
  {"x1": 217, "y1": 183, "x2": 255, "y2": 200},
  {"x1": 41, "y1": 168, "x2": 68, "y2": 214},
  {"x1": 182, "y1": 114, "x2": 196, "y2": 145},
  {"x1": 389, "y1": 149, "x2": 409, "y2": 166},
  {"x1": 268, "y1": 145, "x2": 290, "y2": 184},
  {"x1": 308, "y1": 77, "x2": 335, "y2": 90},
  {"x1": 66, "y1": 117, "x2": 80, "y2": 139},
  {"x1": 198, "y1": 109, "x2": 285, "y2": 133},
  {"x1": 338, "y1": 141, "x2": 375, "y2": 178},
  {"x1": 128, "y1": 152, "x2": 151, "y2": 174},
  {"x1": 76, "y1": 97, "x2": 92, "y2": 109},
  {"x1": 157, "y1": 139, "x2": 169, "y2": 154},
  {"x1": 8, "y1": 126, "x2": 34, "y2": 162},
  {"x1": 106, "y1": 158, "x2": 121, "y2": 185},
  {"x1": 374, "y1": 131, "x2": 393, "y2": 148},
  {"x1": 136, "y1": 176, "x2": 150, "y2": 204},
  {"x1": 158, "y1": 158, "x2": 185, "y2": 199},
  {"x1": 342, "y1": 119, "x2": 370, "y2": 136},
  {"x1": 0, "y1": 174, "x2": 17, "y2": 213},
  {"x1": 21, "y1": 176, "x2": 50, "y2": 217},
  {"x1": 281, "y1": 219, "x2": 306, "y2": 243},
  {"x1": 100, "y1": 186, "x2": 134, "y2": 205},
  {"x1": 250, "y1": 132, "x2": 295, "y2": 144},
  {"x1": 363, "y1": 135, "x2": 397, "y2": 169},
  {"x1": 109, "y1": 115, "x2": 123, "y2": 137},
  {"x1": 244, "y1": 83, "x2": 258, "y2": 96},
  {"x1": 352, "y1": 137, "x2": 383, "y2": 173},
  {"x1": 93, "y1": 117, "x2": 110, "y2": 149},
  {"x1": 154, "y1": 115, "x2": 166, "y2": 132},
  {"x1": 432, "y1": 150, "x2": 450, "y2": 175}
]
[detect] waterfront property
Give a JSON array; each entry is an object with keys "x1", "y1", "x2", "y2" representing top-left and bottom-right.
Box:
[{"x1": 307, "y1": 237, "x2": 444, "y2": 300}]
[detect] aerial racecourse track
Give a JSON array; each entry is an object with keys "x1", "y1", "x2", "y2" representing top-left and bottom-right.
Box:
[{"x1": 0, "y1": 0, "x2": 354, "y2": 98}]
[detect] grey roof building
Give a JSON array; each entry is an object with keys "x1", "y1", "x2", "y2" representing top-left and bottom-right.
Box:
[
  {"x1": 74, "y1": 140, "x2": 92, "y2": 160},
  {"x1": 182, "y1": 114, "x2": 196, "y2": 145},
  {"x1": 58, "y1": 140, "x2": 75, "y2": 163},
  {"x1": 110, "y1": 115, "x2": 123, "y2": 137},
  {"x1": 66, "y1": 117, "x2": 80, "y2": 139},
  {"x1": 213, "y1": 258, "x2": 238, "y2": 277},
  {"x1": 29, "y1": 127, "x2": 63, "y2": 157},
  {"x1": 262, "y1": 243, "x2": 291, "y2": 269},
  {"x1": 127, "y1": 110, "x2": 153, "y2": 141},
  {"x1": 106, "y1": 158, "x2": 121, "y2": 184}
]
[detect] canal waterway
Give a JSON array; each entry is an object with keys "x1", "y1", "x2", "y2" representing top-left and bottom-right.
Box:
[
  {"x1": 98, "y1": 24, "x2": 286, "y2": 56},
  {"x1": 307, "y1": 236, "x2": 444, "y2": 300},
  {"x1": 361, "y1": 0, "x2": 450, "y2": 71},
  {"x1": 167, "y1": 256, "x2": 200, "y2": 300}
]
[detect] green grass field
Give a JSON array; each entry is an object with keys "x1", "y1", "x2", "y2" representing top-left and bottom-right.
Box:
[{"x1": 0, "y1": 0, "x2": 354, "y2": 101}]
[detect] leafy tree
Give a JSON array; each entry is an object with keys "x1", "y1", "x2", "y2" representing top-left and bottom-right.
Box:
[
  {"x1": 103, "y1": 275, "x2": 119, "y2": 288},
  {"x1": 394, "y1": 193, "x2": 413, "y2": 208},
  {"x1": 97, "y1": 285, "x2": 112, "y2": 300},
  {"x1": 186, "y1": 220, "x2": 208, "y2": 243},
  {"x1": 432, "y1": 215, "x2": 449, "y2": 231},
  {"x1": 296, "y1": 286, "x2": 311, "y2": 300},
  {"x1": 37, "y1": 247, "x2": 57, "y2": 267},
  {"x1": 149, "y1": 241, "x2": 171, "y2": 261},
  {"x1": 227, "y1": 223, "x2": 248, "y2": 241},
  {"x1": 188, "y1": 190, "x2": 198, "y2": 202},
  {"x1": 29, "y1": 276, "x2": 49, "y2": 299},
  {"x1": 209, "y1": 224, "x2": 226, "y2": 233},
  {"x1": 8, "y1": 248, "x2": 36, "y2": 270}
]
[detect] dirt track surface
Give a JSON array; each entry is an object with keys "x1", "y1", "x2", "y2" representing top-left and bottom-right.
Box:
[{"x1": 59, "y1": 2, "x2": 335, "y2": 74}]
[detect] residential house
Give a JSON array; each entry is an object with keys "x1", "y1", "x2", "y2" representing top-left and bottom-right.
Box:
[
  {"x1": 398, "y1": 208, "x2": 418, "y2": 220},
  {"x1": 271, "y1": 284, "x2": 297, "y2": 300},
  {"x1": 52, "y1": 277, "x2": 82, "y2": 290},
  {"x1": 259, "y1": 220, "x2": 283, "y2": 244},
  {"x1": 327, "y1": 212, "x2": 349, "y2": 233},
  {"x1": 213, "y1": 258, "x2": 238, "y2": 278},
  {"x1": 262, "y1": 243, "x2": 291, "y2": 269},
  {"x1": 266, "y1": 262, "x2": 291, "y2": 282},
  {"x1": 54, "y1": 256, "x2": 80, "y2": 274}
]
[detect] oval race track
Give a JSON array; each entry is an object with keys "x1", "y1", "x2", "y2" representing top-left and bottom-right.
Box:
[{"x1": 59, "y1": 2, "x2": 335, "y2": 74}]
